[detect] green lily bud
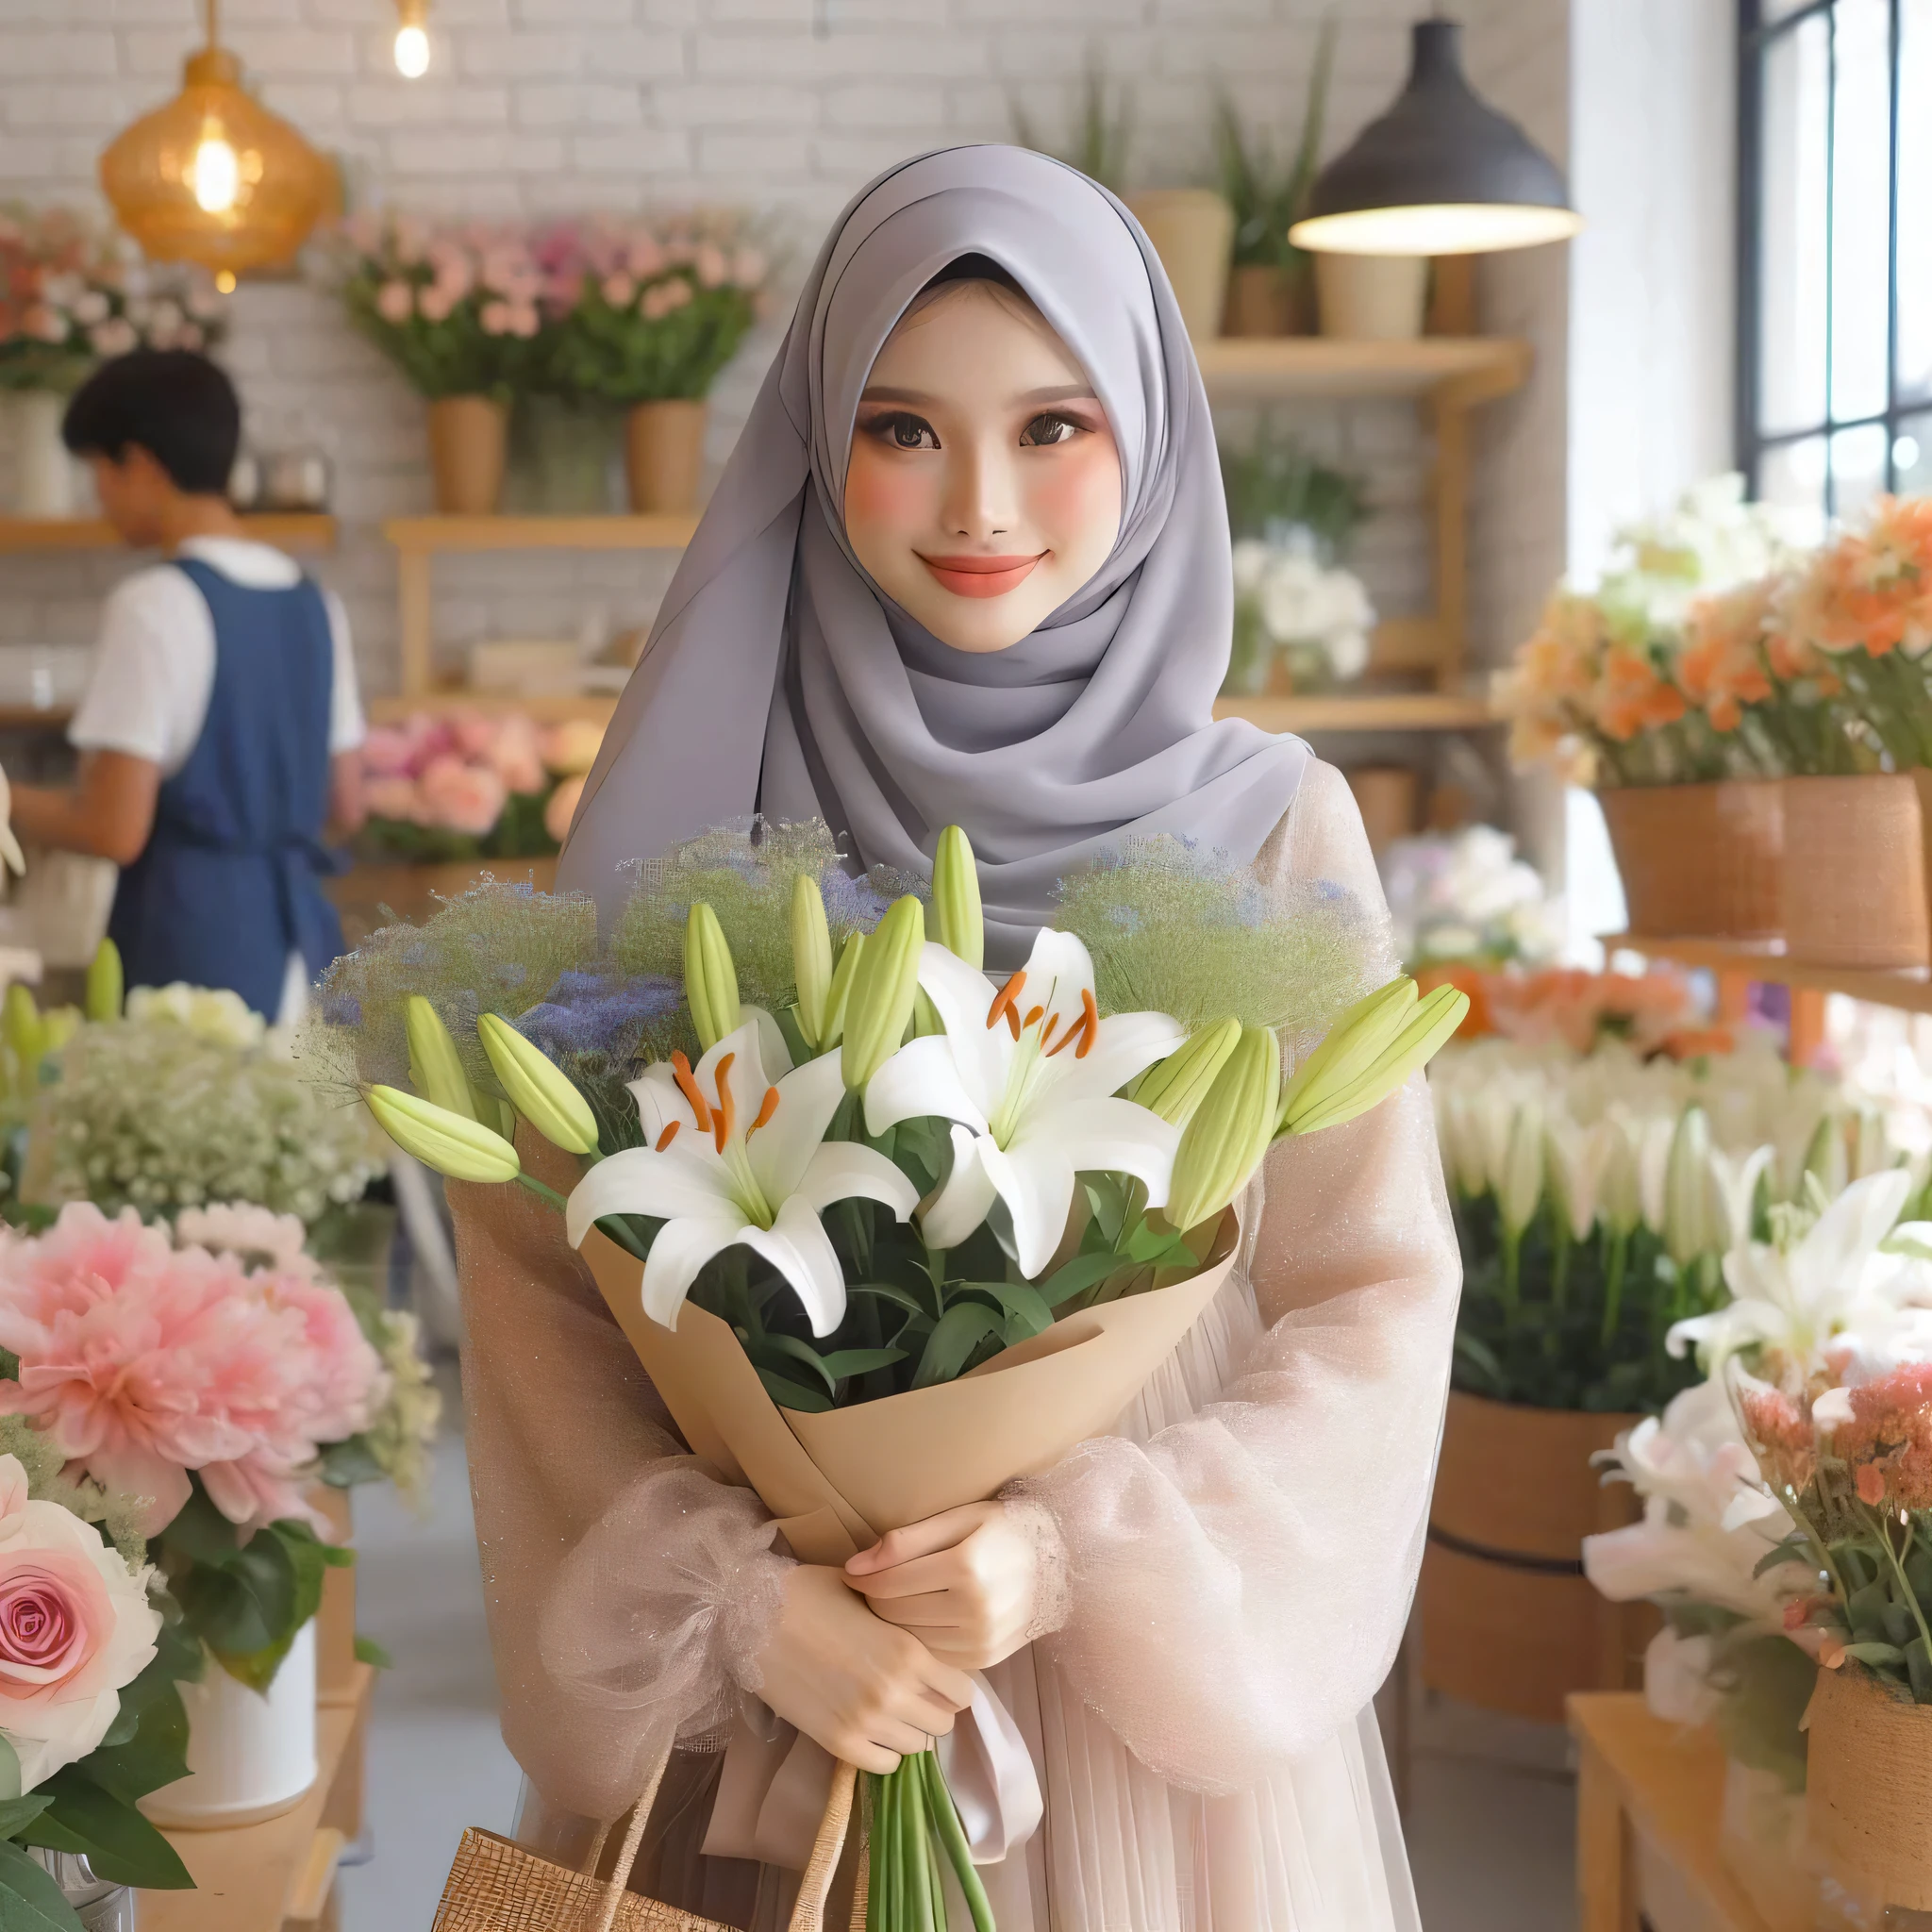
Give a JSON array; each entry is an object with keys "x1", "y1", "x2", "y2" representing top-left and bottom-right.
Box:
[
  {"x1": 1134, "y1": 1018, "x2": 1241, "y2": 1127},
  {"x1": 1166, "y1": 1024, "x2": 1279, "y2": 1233},
  {"x1": 1801, "y1": 1112, "x2": 1849, "y2": 1199},
  {"x1": 85, "y1": 940, "x2": 124, "y2": 1024},
  {"x1": 684, "y1": 902, "x2": 741, "y2": 1053},
  {"x1": 405, "y1": 994, "x2": 475, "y2": 1121},
  {"x1": 1280, "y1": 982, "x2": 1468, "y2": 1137},
  {"x1": 367, "y1": 1085, "x2": 521, "y2": 1183},
  {"x1": 1663, "y1": 1104, "x2": 1719, "y2": 1268},
  {"x1": 1275, "y1": 978, "x2": 1418, "y2": 1133},
  {"x1": 472, "y1": 1086, "x2": 518, "y2": 1141},
  {"x1": 1497, "y1": 1101, "x2": 1545, "y2": 1239},
  {"x1": 477, "y1": 1011, "x2": 598, "y2": 1156},
  {"x1": 821, "y1": 932, "x2": 864, "y2": 1050},
  {"x1": 841, "y1": 895, "x2": 924, "y2": 1092},
  {"x1": 932, "y1": 824, "x2": 984, "y2": 972},
  {"x1": 791, "y1": 874, "x2": 835, "y2": 1050},
  {"x1": 3, "y1": 983, "x2": 42, "y2": 1087},
  {"x1": 38, "y1": 1008, "x2": 81, "y2": 1055}
]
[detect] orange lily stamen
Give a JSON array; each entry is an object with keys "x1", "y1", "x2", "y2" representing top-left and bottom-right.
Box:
[
  {"x1": 1022, "y1": 1005, "x2": 1044, "y2": 1031},
  {"x1": 1040, "y1": 1012, "x2": 1060, "y2": 1048},
  {"x1": 1075, "y1": 988, "x2": 1099, "y2": 1058},
  {"x1": 671, "y1": 1052, "x2": 712, "y2": 1132},
  {"x1": 656, "y1": 1120, "x2": 681, "y2": 1151},
  {"x1": 986, "y1": 971, "x2": 1026, "y2": 1031},
  {"x1": 711, "y1": 1054, "x2": 737, "y2": 1154},
  {"x1": 1006, "y1": 1005, "x2": 1022, "y2": 1041},
  {"x1": 750, "y1": 1085, "x2": 780, "y2": 1134}
]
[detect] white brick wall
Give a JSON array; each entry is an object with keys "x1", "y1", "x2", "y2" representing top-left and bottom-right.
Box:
[{"x1": 0, "y1": 0, "x2": 1572, "y2": 707}]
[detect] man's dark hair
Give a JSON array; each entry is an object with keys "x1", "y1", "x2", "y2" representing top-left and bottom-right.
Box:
[{"x1": 61, "y1": 349, "x2": 241, "y2": 495}]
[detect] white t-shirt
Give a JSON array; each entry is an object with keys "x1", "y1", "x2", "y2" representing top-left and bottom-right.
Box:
[
  {"x1": 69, "y1": 535, "x2": 365, "y2": 774},
  {"x1": 67, "y1": 536, "x2": 368, "y2": 1024}
]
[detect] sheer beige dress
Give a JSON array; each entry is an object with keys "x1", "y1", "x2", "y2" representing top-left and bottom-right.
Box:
[{"x1": 448, "y1": 759, "x2": 1461, "y2": 1932}]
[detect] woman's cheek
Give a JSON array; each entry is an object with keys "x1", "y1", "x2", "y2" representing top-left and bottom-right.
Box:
[
  {"x1": 844, "y1": 445, "x2": 933, "y2": 550},
  {"x1": 1027, "y1": 443, "x2": 1122, "y2": 559}
]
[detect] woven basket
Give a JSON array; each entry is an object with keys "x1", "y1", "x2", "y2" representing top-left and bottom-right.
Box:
[
  {"x1": 1782, "y1": 774, "x2": 1929, "y2": 969},
  {"x1": 1599, "y1": 779, "x2": 1783, "y2": 941},
  {"x1": 433, "y1": 1757, "x2": 858, "y2": 1932},
  {"x1": 1806, "y1": 1665, "x2": 1932, "y2": 1911}
]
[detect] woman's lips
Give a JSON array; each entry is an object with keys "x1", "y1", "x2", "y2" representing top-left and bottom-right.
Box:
[{"x1": 917, "y1": 552, "x2": 1046, "y2": 599}]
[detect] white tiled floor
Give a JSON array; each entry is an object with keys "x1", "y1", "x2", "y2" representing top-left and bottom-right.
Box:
[{"x1": 337, "y1": 1422, "x2": 1578, "y2": 1931}]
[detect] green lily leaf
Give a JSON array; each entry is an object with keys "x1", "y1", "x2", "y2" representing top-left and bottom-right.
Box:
[
  {"x1": 0, "y1": 1838, "x2": 82, "y2": 1932},
  {"x1": 23, "y1": 1769, "x2": 192, "y2": 1890},
  {"x1": 756, "y1": 1368, "x2": 833, "y2": 1413},
  {"x1": 912, "y1": 1304, "x2": 1003, "y2": 1389},
  {"x1": 0, "y1": 1796, "x2": 51, "y2": 1841}
]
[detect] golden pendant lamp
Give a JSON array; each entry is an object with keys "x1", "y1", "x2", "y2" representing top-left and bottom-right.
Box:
[{"x1": 100, "y1": 0, "x2": 333, "y2": 290}]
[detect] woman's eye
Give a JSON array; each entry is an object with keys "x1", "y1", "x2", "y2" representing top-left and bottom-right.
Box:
[
  {"x1": 1020, "y1": 413, "x2": 1081, "y2": 448},
  {"x1": 869, "y1": 412, "x2": 939, "y2": 451}
]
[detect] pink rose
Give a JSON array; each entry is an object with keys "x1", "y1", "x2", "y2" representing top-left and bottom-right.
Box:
[
  {"x1": 363, "y1": 775, "x2": 425, "y2": 824},
  {"x1": 417, "y1": 756, "x2": 507, "y2": 837},
  {"x1": 695, "y1": 243, "x2": 728, "y2": 290},
  {"x1": 488, "y1": 717, "x2": 547, "y2": 796},
  {"x1": 602, "y1": 271, "x2": 636, "y2": 308},
  {"x1": 360, "y1": 724, "x2": 419, "y2": 777},
  {"x1": 375, "y1": 279, "x2": 414, "y2": 325},
  {"x1": 544, "y1": 773, "x2": 584, "y2": 845},
  {"x1": 479, "y1": 300, "x2": 510, "y2": 337},
  {"x1": 731, "y1": 246, "x2": 767, "y2": 290},
  {"x1": 0, "y1": 1455, "x2": 160, "y2": 1791}
]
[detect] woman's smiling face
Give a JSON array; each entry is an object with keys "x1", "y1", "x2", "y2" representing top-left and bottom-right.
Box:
[{"x1": 842, "y1": 279, "x2": 1124, "y2": 654}]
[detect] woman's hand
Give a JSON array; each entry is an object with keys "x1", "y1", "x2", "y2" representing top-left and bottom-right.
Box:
[
  {"x1": 842, "y1": 1502, "x2": 1039, "y2": 1672},
  {"x1": 754, "y1": 1563, "x2": 975, "y2": 1775}
]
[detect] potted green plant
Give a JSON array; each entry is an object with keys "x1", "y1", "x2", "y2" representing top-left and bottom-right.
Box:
[{"x1": 1213, "y1": 21, "x2": 1336, "y2": 337}]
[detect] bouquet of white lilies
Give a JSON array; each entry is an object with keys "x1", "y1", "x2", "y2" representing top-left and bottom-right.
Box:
[{"x1": 314, "y1": 818, "x2": 1463, "y2": 1932}]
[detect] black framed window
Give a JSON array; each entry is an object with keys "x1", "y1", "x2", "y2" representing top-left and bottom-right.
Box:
[{"x1": 1738, "y1": 0, "x2": 1931, "y2": 531}]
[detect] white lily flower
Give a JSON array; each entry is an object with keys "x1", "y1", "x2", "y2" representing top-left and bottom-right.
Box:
[
  {"x1": 565, "y1": 1018, "x2": 918, "y2": 1336},
  {"x1": 1544, "y1": 1116, "x2": 1618, "y2": 1241},
  {"x1": 1583, "y1": 1378, "x2": 1796, "y2": 1621},
  {"x1": 863, "y1": 931, "x2": 1185, "y2": 1278},
  {"x1": 1496, "y1": 1100, "x2": 1544, "y2": 1239},
  {"x1": 1668, "y1": 1167, "x2": 1917, "y2": 1370}
]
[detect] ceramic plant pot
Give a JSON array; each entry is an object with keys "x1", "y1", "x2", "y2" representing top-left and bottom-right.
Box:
[
  {"x1": 1124, "y1": 190, "x2": 1236, "y2": 340},
  {"x1": 1599, "y1": 779, "x2": 1785, "y2": 941},
  {"x1": 1314, "y1": 252, "x2": 1429, "y2": 341},
  {"x1": 1222, "y1": 263, "x2": 1303, "y2": 337},
  {"x1": 7, "y1": 390, "x2": 77, "y2": 516},
  {"x1": 142, "y1": 1621, "x2": 319, "y2": 1829},
  {"x1": 625, "y1": 399, "x2": 708, "y2": 515},
  {"x1": 426, "y1": 394, "x2": 508, "y2": 516}
]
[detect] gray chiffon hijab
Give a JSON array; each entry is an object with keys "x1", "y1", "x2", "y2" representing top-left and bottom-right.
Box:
[{"x1": 558, "y1": 143, "x2": 1310, "y2": 965}]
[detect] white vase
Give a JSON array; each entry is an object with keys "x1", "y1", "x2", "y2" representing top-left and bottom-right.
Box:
[
  {"x1": 142, "y1": 1621, "x2": 319, "y2": 1829},
  {"x1": 1315, "y1": 253, "x2": 1429, "y2": 341},
  {"x1": 7, "y1": 390, "x2": 77, "y2": 516}
]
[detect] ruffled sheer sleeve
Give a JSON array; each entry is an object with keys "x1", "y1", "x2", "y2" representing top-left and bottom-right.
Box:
[
  {"x1": 448, "y1": 1141, "x2": 791, "y2": 1824},
  {"x1": 1006, "y1": 758, "x2": 1461, "y2": 1793}
]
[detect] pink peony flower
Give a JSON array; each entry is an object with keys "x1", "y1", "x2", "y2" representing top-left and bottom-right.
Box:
[
  {"x1": 418, "y1": 285, "x2": 456, "y2": 325},
  {"x1": 487, "y1": 715, "x2": 546, "y2": 795},
  {"x1": 695, "y1": 243, "x2": 728, "y2": 290},
  {"x1": 543, "y1": 773, "x2": 584, "y2": 845},
  {"x1": 375, "y1": 279, "x2": 414, "y2": 325},
  {"x1": 602, "y1": 271, "x2": 636, "y2": 308},
  {"x1": 479, "y1": 300, "x2": 511, "y2": 337},
  {"x1": 360, "y1": 724, "x2": 421, "y2": 776},
  {"x1": 0, "y1": 1455, "x2": 160, "y2": 1791},
  {"x1": 363, "y1": 775, "x2": 426, "y2": 825},
  {"x1": 417, "y1": 757, "x2": 507, "y2": 837},
  {"x1": 0, "y1": 1206, "x2": 385, "y2": 1537}
]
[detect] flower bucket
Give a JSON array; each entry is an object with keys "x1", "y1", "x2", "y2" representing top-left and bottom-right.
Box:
[
  {"x1": 426, "y1": 395, "x2": 508, "y2": 516},
  {"x1": 511, "y1": 395, "x2": 619, "y2": 514},
  {"x1": 326, "y1": 857, "x2": 557, "y2": 950},
  {"x1": 1124, "y1": 191, "x2": 1235, "y2": 340},
  {"x1": 1223, "y1": 263, "x2": 1304, "y2": 337},
  {"x1": 625, "y1": 399, "x2": 708, "y2": 515},
  {"x1": 142, "y1": 1621, "x2": 318, "y2": 1829},
  {"x1": 1806, "y1": 1663, "x2": 1932, "y2": 1911},
  {"x1": 6, "y1": 390, "x2": 78, "y2": 517},
  {"x1": 1600, "y1": 779, "x2": 1784, "y2": 941},
  {"x1": 1781, "y1": 773, "x2": 1928, "y2": 969},
  {"x1": 1419, "y1": 1392, "x2": 1652, "y2": 1723},
  {"x1": 1315, "y1": 253, "x2": 1428, "y2": 341}
]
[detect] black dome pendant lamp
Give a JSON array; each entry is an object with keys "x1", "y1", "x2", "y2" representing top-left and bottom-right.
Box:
[{"x1": 1289, "y1": 17, "x2": 1582, "y2": 256}]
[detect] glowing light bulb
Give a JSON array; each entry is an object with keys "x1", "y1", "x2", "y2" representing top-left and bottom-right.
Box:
[
  {"x1": 190, "y1": 132, "x2": 240, "y2": 214},
  {"x1": 394, "y1": 23, "x2": 430, "y2": 76},
  {"x1": 215, "y1": 270, "x2": 237, "y2": 294}
]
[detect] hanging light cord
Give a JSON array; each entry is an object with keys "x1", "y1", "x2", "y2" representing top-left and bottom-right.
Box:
[{"x1": 205, "y1": 0, "x2": 220, "y2": 50}]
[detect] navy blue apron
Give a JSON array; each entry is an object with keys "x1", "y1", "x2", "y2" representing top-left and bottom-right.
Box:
[{"x1": 108, "y1": 557, "x2": 345, "y2": 1020}]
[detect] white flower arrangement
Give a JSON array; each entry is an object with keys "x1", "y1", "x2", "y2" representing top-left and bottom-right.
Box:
[{"x1": 1226, "y1": 533, "x2": 1375, "y2": 694}]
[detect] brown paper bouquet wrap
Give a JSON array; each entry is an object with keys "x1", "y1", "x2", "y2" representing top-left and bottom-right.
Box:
[{"x1": 579, "y1": 1209, "x2": 1241, "y2": 1567}]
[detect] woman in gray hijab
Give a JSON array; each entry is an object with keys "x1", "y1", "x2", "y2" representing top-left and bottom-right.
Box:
[{"x1": 462, "y1": 146, "x2": 1459, "y2": 1932}]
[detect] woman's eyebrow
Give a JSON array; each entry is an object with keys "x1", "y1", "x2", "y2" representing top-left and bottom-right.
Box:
[
  {"x1": 858, "y1": 385, "x2": 935, "y2": 406},
  {"x1": 1016, "y1": 383, "x2": 1098, "y2": 405}
]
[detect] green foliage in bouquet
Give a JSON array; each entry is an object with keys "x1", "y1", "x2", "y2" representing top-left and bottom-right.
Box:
[
  {"x1": 1212, "y1": 19, "x2": 1336, "y2": 273},
  {"x1": 542, "y1": 275, "x2": 758, "y2": 406},
  {"x1": 1219, "y1": 429, "x2": 1366, "y2": 559}
]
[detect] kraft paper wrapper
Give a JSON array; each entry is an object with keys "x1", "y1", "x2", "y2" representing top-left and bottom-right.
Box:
[
  {"x1": 1805, "y1": 1664, "x2": 1932, "y2": 1910},
  {"x1": 580, "y1": 1210, "x2": 1241, "y2": 1566}
]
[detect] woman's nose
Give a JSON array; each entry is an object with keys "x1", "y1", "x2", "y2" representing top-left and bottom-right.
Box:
[{"x1": 941, "y1": 434, "x2": 1019, "y2": 541}]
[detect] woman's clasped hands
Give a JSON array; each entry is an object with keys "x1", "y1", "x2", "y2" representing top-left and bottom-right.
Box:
[{"x1": 752, "y1": 1501, "x2": 1040, "y2": 1774}]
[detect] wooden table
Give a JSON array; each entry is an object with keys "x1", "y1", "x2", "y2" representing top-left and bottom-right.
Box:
[
  {"x1": 1569, "y1": 1692, "x2": 1776, "y2": 1932},
  {"x1": 138, "y1": 1662, "x2": 374, "y2": 1932}
]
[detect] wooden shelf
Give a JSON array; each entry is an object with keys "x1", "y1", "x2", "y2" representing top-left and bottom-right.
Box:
[
  {"x1": 1569, "y1": 1693, "x2": 1775, "y2": 1932},
  {"x1": 1609, "y1": 933, "x2": 1932, "y2": 1020},
  {"x1": 383, "y1": 513, "x2": 699, "y2": 554},
  {"x1": 0, "y1": 514, "x2": 337, "y2": 554},
  {"x1": 0, "y1": 705, "x2": 73, "y2": 731},
  {"x1": 1215, "y1": 690, "x2": 1495, "y2": 733},
  {"x1": 1196, "y1": 334, "x2": 1531, "y2": 404},
  {"x1": 367, "y1": 690, "x2": 618, "y2": 725},
  {"x1": 141, "y1": 1662, "x2": 373, "y2": 1932}
]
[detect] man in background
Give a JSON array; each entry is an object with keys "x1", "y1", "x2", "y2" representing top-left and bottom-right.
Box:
[{"x1": 10, "y1": 349, "x2": 364, "y2": 1022}]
